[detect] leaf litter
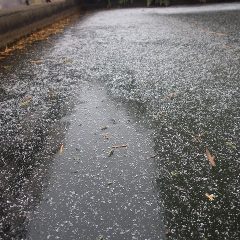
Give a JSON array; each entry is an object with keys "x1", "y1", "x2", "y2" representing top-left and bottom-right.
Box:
[
  {"x1": 112, "y1": 144, "x2": 128, "y2": 149},
  {"x1": 59, "y1": 144, "x2": 64, "y2": 154},
  {"x1": 205, "y1": 147, "x2": 216, "y2": 167},
  {"x1": 0, "y1": 16, "x2": 78, "y2": 61},
  {"x1": 205, "y1": 193, "x2": 216, "y2": 201},
  {"x1": 20, "y1": 96, "x2": 32, "y2": 108},
  {"x1": 225, "y1": 141, "x2": 237, "y2": 150},
  {"x1": 108, "y1": 149, "x2": 114, "y2": 157},
  {"x1": 30, "y1": 60, "x2": 44, "y2": 64}
]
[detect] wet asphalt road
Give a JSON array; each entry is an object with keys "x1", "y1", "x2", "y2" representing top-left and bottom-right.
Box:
[{"x1": 0, "y1": 3, "x2": 240, "y2": 240}]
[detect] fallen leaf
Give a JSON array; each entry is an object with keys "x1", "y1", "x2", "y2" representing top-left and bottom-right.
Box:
[
  {"x1": 205, "y1": 147, "x2": 216, "y2": 167},
  {"x1": 20, "y1": 96, "x2": 32, "y2": 108},
  {"x1": 30, "y1": 60, "x2": 43, "y2": 64},
  {"x1": 193, "y1": 132, "x2": 205, "y2": 142},
  {"x1": 63, "y1": 58, "x2": 73, "y2": 64},
  {"x1": 208, "y1": 31, "x2": 227, "y2": 36},
  {"x1": 205, "y1": 193, "x2": 215, "y2": 201},
  {"x1": 0, "y1": 52, "x2": 12, "y2": 56},
  {"x1": 171, "y1": 171, "x2": 179, "y2": 177},
  {"x1": 59, "y1": 144, "x2": 64, "y2": 154},
  {"x1": 108, "y1": 149, "x2": 114, "y2": 157},
  {"x1": 97, "y1": 235, "x2": 104, "y2": 240},
  {"x1": 4, "y1": 46, "x2": 12, "y2": 53},
  {"x1": 222, "y1": 44, "x2": 232, "y2": 49},
  {"x1": 48, "y1": 90, "x2": 57, "y2": 100},
  {"x1": 112, "y1": 144, "x2": 128, "y2": 149},
  {"x1": 201, "y1": 28, "x2": 227, "y2": 36},
  {"x1": 164, "y1": 92, "x2": 177, "y2": 100},
  {"x1": 102, "y1": 133, "x2": 110, "y2": 140},
  {"x1": 226, "y1": 141, "x2": 237, "y2": 150},
  {"x1": 15, "y1": 44, "x2": 25, "y2": 50},
  {"x1": 3, "y1": 65, "x2": 12, "y2": 70}
]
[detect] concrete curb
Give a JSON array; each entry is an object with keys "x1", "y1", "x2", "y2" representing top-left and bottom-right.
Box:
[{"x1": 0, "y1": 1, "x2": 81, "y2": 49}]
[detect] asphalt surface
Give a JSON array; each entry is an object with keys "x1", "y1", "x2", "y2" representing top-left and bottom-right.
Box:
[{"x1": 0, "y1": 3, "x2": 240, "y2": 240}]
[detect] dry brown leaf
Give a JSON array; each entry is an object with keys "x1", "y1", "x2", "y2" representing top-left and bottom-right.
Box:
[
  {"x1": 226, "y1": 141, "x2": 237, "y2": 150},
  {"x1": 205, "y1": 193, "x2": 215, "y2": 201},
  {"x1": 20, "y1": 96, "x2": 32, "y2": 108},
  {"x1": 16, "y1": 46, "x2": 25, "y2": 50},
  {"x1": 3, "y1": 65, "x2": 12, "y2": 70},
  {"x1": 112, "y1": 144, "x2": 127, "y2": 149},
  {"x1": 108, "y1": 149, "x2": 114, "y2": 157},
  {"x1": 59, "y1": 144, "x2": 64, "y2": 154},
  {"x1": 193, "y1": 132, "x2": 205, "y2": 143},
  {"x1": 0, "y1": 52, "x2": 12, "y2": 56},
  {"x1": 63, "y1": 58, "x2": 73, "y2": 64},
  {"x1": 102, "y1": 133, "x2": 110, "y2": 140},
  {"x1": 164, "y1": 92, "x2": 177, "y2": 100},
  {"x1": 222, "y1": 44, "x2": 232, "y2": 49},
  {"x1": 30, "y1": 60, "x2": 43, "y2": 64},
  {"x1": 208, "y1": 31, "x2": 227, "y2": 36},
  {"x1": 205, "y1": 147, "x2": 216, "y2": 167},
  {"x1": 4, "y1": 47, "x2": 12, "y2": 53},
  {"x1": 201, "y1": 28, "x2": 227, "y2": 37}
]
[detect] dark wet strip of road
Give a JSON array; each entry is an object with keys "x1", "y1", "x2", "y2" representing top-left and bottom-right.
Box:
[{"x1": 27, "y1": 83, "x2": 165, "y2": 239}]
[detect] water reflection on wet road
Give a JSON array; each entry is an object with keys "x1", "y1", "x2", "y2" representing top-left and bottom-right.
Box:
[{"x1": 0, "y1": 3, "x2": 240, "y2": 239}]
